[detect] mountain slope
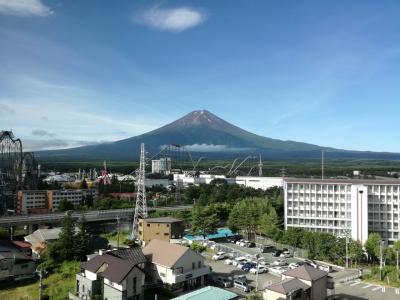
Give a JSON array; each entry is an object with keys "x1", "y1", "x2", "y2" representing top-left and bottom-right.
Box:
[{"x1": 36, "y1": 110, "x2": 400, "y2": 161}]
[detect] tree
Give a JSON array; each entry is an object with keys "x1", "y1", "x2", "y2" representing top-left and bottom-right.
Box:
[
  {"x1": 348, "y1": 240, "x2": 363, "y2": 267},
  {"x1": 56, "y1": 214, "x2": 76, "y2": 261},
  {"x1": 365, "y1": 233, "x2": 382, "y2": 262},
  {"x1": 191, "y1": 206, "x2": 219, "y2": 239},
  {"x1": 79, "y1": 179, "x2": 88, "y2": 189},
  {"x1": 74, "y1": 216, "x2": 89, "y2": 261},
  {"x1": 394, "y1": 240, "x2": 400, "y2": 271},
  {"x1": 57, "y1": 198, "x2": 74, "y2": 212}
]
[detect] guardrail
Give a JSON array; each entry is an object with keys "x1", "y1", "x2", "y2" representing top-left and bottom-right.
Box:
[{"x1": 0, "y1": 205, "x2": 193, "y2": 227}]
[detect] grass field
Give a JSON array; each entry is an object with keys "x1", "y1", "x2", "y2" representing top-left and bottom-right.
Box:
[{"x1": 0, "y1": 261, "x2": 80, "y2": 300}]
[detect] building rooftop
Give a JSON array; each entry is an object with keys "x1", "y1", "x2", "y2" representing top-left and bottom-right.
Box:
[
  {"x1": 283, "y1": 265, "x2": 327, "y2": 281},
  {"x1": 11, "y1": 240, "x2": 32, "y2": 249},
  {"x1": 143, "y1": 239, "x2": 189, "y2": 268},
  {"x1": 144, "y1": 217, "x2": 183, "y2": 223},
  {"x1": 284, "y1": 178, "x2": 400, "y2": 184},
  {"x1": 24, "y1": 228, "x2": 62, "y2": 245},
  {"x1": 108, "y1": 247, "x2": 147, "y2": 265},
  {"x1": 81, "y1": 253, "x2": 138, "y2": 284},
  {"x1": 265, "y1": 278, "x2": 310, "y2": 295},
  {"x1": 172, "y1": 286, "x2": 237, "y2": 300}
]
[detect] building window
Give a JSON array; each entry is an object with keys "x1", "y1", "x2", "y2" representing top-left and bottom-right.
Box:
[
  {"x1": 192, "y1": 262, "x2": 195, "y2": 270},
  {"x1": 133, "y1": 277, "x2": 137, "y2": 294},
  {"x1": 198, "y1": 261, "x2": 201, "y2": 268},
  {"x1": 147, "y1": 224, "x2": 150, "y2": 227}
]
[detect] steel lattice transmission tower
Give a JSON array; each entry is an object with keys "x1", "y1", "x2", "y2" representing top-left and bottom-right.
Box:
[{"x1": 131, "y1": 143, "x2": 148, "y2": 240}]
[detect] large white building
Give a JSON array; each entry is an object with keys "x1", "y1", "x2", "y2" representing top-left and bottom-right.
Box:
[
  {"x1": 236, "y1": 176, "x2": 284, "y2": 190},
  {"x1": 284, "y1": 178, "x2": 400, "y2": 245}
]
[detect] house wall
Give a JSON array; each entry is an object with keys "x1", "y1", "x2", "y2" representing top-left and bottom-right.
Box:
[
  {"x1": 262, "y1": 289, "x2": 286, "y2": 300},
  {"x1": 76, "y1": 273, "x2": 102, "y2": 299},
  {"x1": 139, "y1": 221, "x2": 184, "y2": 244},
  {"x1": 120, "y1": 266, "x2": 145, "y2": 298}
]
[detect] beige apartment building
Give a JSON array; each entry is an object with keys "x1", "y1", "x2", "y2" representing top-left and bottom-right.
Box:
[{"x1": 138, "y1": 217, "x2": 185, "y2": 245}]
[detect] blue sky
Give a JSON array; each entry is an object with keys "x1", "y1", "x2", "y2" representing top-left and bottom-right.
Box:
[{"x1": 1, "y1": 0, "x2": 400, "y2": 152}]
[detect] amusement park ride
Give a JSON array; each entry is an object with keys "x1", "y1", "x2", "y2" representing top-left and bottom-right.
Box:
[{"x1": 0, "y1": 131, "x2": 39, "y2": 214}]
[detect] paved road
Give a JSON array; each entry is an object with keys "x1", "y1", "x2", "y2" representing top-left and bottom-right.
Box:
[{"x1": 332, "y1": 279, "x2": 400, "y2": 300}]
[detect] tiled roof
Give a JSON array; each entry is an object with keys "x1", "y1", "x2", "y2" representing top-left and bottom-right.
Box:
[
  {"x1": 143, "y1": 239, "x2": 189, "y2": 268},
  {"x1": 265, "y1": 278, "x2": 310, "y2": 295},
  {"x1": 144, "y1": 217, "x2": 183, "y2": 223},
  {"x1": 11, "y1": 240, "x2": 32, "y2": 248},
  {"x1": 82, "y1": 254, "x2": 137, "y2": 284},
  {"x1": 108, "y1": 248, "x2": 147, "y2": 265},
  {"x1": 283, "y1": 265, "x2": 327, "y2": 281}
]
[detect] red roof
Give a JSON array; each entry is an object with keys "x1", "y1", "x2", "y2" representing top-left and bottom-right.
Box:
[{"x1": 11, "y1": 240, "x2": 32, "y2": 248}]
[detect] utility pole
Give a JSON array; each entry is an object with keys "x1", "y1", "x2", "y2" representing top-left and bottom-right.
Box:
[
  {"x1": 380, "y1": 240, "x2": 384, "y2": 281},
  {"x1": 255, "y1": 253, "x2": 260, "y2": 291},
  {"x1": 117, "y1": 217, "x2": 120, "y2": 248},
  {"x1": 345, "y1": 231, "x2": 349, "y2": 269},
  {"x1": 258, "y1": 154, "x2": 263, "y2": 177},
  {"x1": 37, "y1": 267, "x2": 46, "y2": 300}
]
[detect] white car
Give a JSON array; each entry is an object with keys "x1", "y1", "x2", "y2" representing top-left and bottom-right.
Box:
[
  {"x1": 212, "y1": 251, "x2": 227, "y2": 260},
  {"x1": 271, "y1": 259, "x2": 287, "y2": 267},
  {"x1": 232, "y1": 257, "x2": 247, "y2": 266},
  {"x1": 318, "y1": 265, "x2": 333, "y2": 272},
  {"x1": 269, "y1": 266, "x2": 288, "y2": 274},
  {"x1": 224, "y1": 258, "x2": 234, "y2": 265},
  {"x1": 288, "y1": 262, "x2": 299, "y2": 269},
  {"x1": 239, "y1": 240, "x2": 249, "y2": 247},
  {"x1": 280, "y1": 251, "x2": 293, "y2": 258},
  {"x1": 236, "y1": 239, "x2": 244, "y2": 245},
  {"x1": 249, "y1": 266, "x2": 268, "y2": 274}
]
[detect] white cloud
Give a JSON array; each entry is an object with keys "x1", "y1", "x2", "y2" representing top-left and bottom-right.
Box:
[
  {"x1": 0, "y1": 0, "x2": 53, "y2": 17},
  {"x1": 134, "y1": 6, "x2": 206, "y2": 32},
  {"x1": 162, "y1": 144, "x2": 251, "y2": 152}
]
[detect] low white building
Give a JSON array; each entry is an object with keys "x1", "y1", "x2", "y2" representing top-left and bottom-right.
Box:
[
  {"x1": 236, "y1": 176, "x2": 284, "y2": 190},
  {"x1": 173, "y1": 173, "x2": 235, "y2": 186},
  {"x1": 143, "y1": 239, "x2": 211, "y2": 292}
]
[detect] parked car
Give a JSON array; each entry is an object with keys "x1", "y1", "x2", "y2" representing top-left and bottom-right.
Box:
[
  {"x1": 233, "y1": 279, "x2": 250, "y2": 292},
  {"x1": 269, "y1": 266, "x2": 288, "y2": 275},
  {"x1": 318, "y1": 264, "x2": 333, "y2": 273},
  {"x1": 288, "y1": 262, "x2": 300, "y2": 269},
  {"x1": 237, "y1": 262, "x2": 247, "y2": 269},
  {"x1": 234, "y1": 274, "x2": 247, "y2": 281},
  {"x1": 305, "y1": 259, "x2": 318, "y2": 269},
  {"x1": 224, "y1": 258, "x2": 234, "y2": 265},
  {"x1": 280, "y1": 251, "x2": 293, "y2": 258},
  {"x1": 212, "y1": 251, "x2": 227, "y2": 260},
  {"x1": 242, "y1": 262, "x2": 257, "y2": 272},
  {"x1": 215, "y1": 277, "x2": 232, "y2": 288},
  {"x1": 244, "y1": 242, "x2": 256, "y2": 248},
  {"x1": 239, "y1": 240, "x2": 249, "y2": 247},
  {"x1": 272, "y1": 249, "x2": 283, "y2": 257},
  {"x1": 232, "y1": 257, "x2": 247, "y2": 266},
  {"x1": 236, "y1": 239, "x2": 245, "y2": 245},
  {"x1": 249, "y1": 265, "x2": 268, "y2": 274},
  {"x1": 228, "y1": 236, "x2": 241, "y2": 243},
  {"x1": 259, "y1": 245, "x2": 275, "y2": 253},
  {"x1": 271, "y1": 259, "x2": 288, "y2": 267},
  {"x1": 258, "y1": 258, "x2": 268, "y2": 266}
]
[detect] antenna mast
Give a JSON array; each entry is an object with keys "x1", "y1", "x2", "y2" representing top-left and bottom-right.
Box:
[
  {"x1": 321, "y1": 150, "x2": 324, "y2": 180},
  {"x1": 131, "y1": 143, "x2": 147, "y2": 240}
]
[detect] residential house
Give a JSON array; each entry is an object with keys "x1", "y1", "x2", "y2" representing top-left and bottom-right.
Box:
[
  {"x1": 0, "y1": 252, "x2": 36, "y2": 281},
  {"x1": 24, "y1": 228, "x2": 62, "y2": 258},
  {"x1": 72, "y1": 248, "x2": 147, "y2": 300},
  {"x1": 142, "y1": 239, "x2": 210, "y2": 292},
  {"x1": 138, "y1": 217, "x2": 185, "y2": 245},
  {"x1": 263, "y1": 265, "x2": 328, "y2": 300}
]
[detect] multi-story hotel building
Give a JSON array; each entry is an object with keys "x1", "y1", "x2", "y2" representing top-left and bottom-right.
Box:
[{"x1": 284, "y1": 179, "x2": 400, "y2": 245}]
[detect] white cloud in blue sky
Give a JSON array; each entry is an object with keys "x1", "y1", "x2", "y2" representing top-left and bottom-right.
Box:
[
  {"x1": 134, "y1": 6, "x2": 206, "y2": 32},
  {"x1": 1, "y1": 1, "x2": 400, "y2": 152},
  {"x1": 0, "y1": 0, "x2": 53, "y2": 17}
]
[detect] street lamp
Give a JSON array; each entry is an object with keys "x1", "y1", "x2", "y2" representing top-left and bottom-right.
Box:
[{"x1": 379, "y1": 240, "x2": 384, "y2": 281}]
